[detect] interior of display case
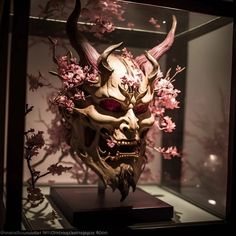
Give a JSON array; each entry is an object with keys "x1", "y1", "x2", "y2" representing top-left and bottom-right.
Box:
[{"x1": 0, "y1": 0, "x2": 235, "y2": 233}]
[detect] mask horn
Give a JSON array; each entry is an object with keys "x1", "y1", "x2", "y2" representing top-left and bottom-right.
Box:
[
  {"x1": 135, "y1": 15, "x2": 177, "y2": 68},
  {"x1": 98, "y1": 42, "x2": 123, "y2": 73},
  {"x1": 144, "y1": 51, "x2": 161, "y2": 83},
  {"x1": 66, "y1": 0, "x2": 100, "y2": 69}
]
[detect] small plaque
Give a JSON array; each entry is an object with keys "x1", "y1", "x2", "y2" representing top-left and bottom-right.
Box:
[{"x1": 50, "y1": 186, "x2": 173, "y2": 228}]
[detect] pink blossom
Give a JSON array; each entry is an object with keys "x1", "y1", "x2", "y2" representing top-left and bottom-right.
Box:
[
  {"x1": 121, "y1": 75, "x2": 141, "y2": 91},
  {"x1": 70, "y1": 57, "x2": 77, "y2": 64},
  {"x1": 50, "y1": 52, "x2": 100, "y2": 115},
  {"x1": 160, "y1": 116, "x2": 176, "y2": 133},
  {"x1": 149, "y1": 17, "x2": 157, "y2": 25},
  {"x1": 154, "y1": 78, "x2": 173, "y2": 92},
  {"x1": 149, "y1": 17, "x2": 161, "y2": 29},
  {"x1": 95, "y1": 18, "x2": 115, "y2": 33},
  {"x1": 57, "y1": 55, "x2": 86, "y2": 88},
  {"x1": 74, "y1": 90, "x2": 85, "y2": 100},
  {"x1": 52, "y1": 95, "x2": 75, "y2": 113},
  {"x1": 58, "y1": 56, "x2": 69, "y2": 74},
  {"x1": 160, "y1": 94, "x2": 180, "y2": 109},
  {"x1": 127, "y1": 22, "x2": 134, "y2": 28},
  {"x1": 176, "y1": 65, "x2": 182, "y2": 72},
  {"x1": 153, "y1": 77, "x2": 180, "y2": 110},
  {"x1": 149, "y1": 97, "x2": 165, "y2": 117},
  {"x1": 106, "y1": 138, "x2": 116, "y2": 148},
  {"x1": 121, "y1": 47, "x2": 134, "y2": 59},
  {"x1": 86, "y1": 69, "x2": 99, "y2": 84},
  {"x1": 156, "y1": 146, "x2": 180, "y2": 159},
  {"x1": 79, "y1": 0, "x2": 125, "y2": 38}
]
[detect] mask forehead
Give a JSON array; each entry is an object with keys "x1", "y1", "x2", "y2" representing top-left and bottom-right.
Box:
[{"x1": 94, "y1": 55, "x2": 150, "y2": 103}]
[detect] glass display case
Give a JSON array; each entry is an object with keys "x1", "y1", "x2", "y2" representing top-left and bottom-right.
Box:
[{"x1": 0, "y1": 0, "x2": 235, "y2": 234}]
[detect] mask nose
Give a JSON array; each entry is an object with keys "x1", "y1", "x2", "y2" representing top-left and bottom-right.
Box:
[{"x1": 120, "y1": 109, "x2": 139, "y2": 139}]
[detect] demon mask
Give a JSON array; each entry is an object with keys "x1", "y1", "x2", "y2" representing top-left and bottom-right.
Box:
[{"x1": 62, "y1": 0, "x2": 177, "y2": 200}]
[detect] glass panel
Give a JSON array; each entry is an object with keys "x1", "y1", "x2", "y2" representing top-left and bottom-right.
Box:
[
  {"x1": 29, "y1": 0, "x2": 219, "y2": 35},
  {"x1": 181, "y1": 22, "x2": 233, "y2": 216}
]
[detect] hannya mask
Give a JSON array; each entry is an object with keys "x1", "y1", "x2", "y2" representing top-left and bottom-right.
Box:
[{"x1": 55, "y1": 0, "x2": 177, "y2": 200}]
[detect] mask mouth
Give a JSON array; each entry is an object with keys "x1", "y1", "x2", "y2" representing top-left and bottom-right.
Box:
[{"x1": 98, "y1": 129, "x2": 140, "y2": 167}]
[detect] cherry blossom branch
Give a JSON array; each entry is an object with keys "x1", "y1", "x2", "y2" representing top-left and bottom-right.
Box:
[
  {"x1": 25, "y1": 104, "x2": 34, "y2": 116},
  {"x1": 153, "y1": 146, "x2": 180, "y2": 159},
  {"x1": 145, "y1": 65, "x2": 185, "y2": 163},
  {"x1": 168, "y1": 65, "x2": 186, "y2": 82},
  {"x1": 24, "y1": 105, "x2": 72, "y2": 207},
  {"x1": 25, "y1": 153, "x2": 37, "y2": 189}
]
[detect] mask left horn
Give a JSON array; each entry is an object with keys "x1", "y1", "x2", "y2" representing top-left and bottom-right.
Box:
[
  {"x1": 98, "y1": 42, "x2": 123, "y2": 73},
  {"x1": 66, "y1": 0, "x2": 100, "y2": 69}
]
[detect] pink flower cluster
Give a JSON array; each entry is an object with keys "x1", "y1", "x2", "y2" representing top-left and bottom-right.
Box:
[
  {"x1": 149, "y1": 66, "x2": 184, "y2": 133},
  {"x1": 121, "y1": 47, "x2": 134, "y2": 59},
  {"x1": 50, "y1": 54, "x2": 99, "y2": 113},
  {"x1": 159, "y1": 116, "x2": 176, "y2": 133},
  {"x1": 80, "y1": 0, "x2": 125, "y2": 39},
  {"x1": 153, "y1": 77, "x2": 180, "y2": 111},
  {"x1": 106, "y1": 138, "x2": 116, "y2": 148},
  {"x1": 149, "y1": 17, "x2": 161, "y2": 29},
  {"x1": 57, "y1": 56, "x2": 85, "y2": 86},
  {"x1": 145, "y1": 65, "x2": 185, "y2": 159},
  {"x1": 121, "y1": 75, "x2": 141, "y2": 91},
  {"x1": 155, "y1": 146, "x2": 180, "y2": 159},
  {"x1": 120, "y1": 48, "x2": 143, "y2": 91},
  {"x1": 154, "y1": 78, "x2": 180, "y2": 109}
]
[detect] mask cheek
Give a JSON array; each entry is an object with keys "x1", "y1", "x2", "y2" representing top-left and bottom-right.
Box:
[{"x1": 138, "y1": 113, "x2": 155, "y2": 134}]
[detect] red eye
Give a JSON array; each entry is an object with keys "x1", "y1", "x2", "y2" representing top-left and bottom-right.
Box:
[
  {"x1": 99, "y1": 99, "x2": 122, "y2": 112},
  {"x1": 134, "y1": 103, "x2": 149, "y2": 115}
]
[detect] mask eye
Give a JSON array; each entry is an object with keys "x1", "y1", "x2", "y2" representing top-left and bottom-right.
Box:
[
  {"x1": 134, "y1": 103, "x2": 149, "y2": 115},
  {"x1": 99, "y1": 99, "x2": 122, "y2": 112}
]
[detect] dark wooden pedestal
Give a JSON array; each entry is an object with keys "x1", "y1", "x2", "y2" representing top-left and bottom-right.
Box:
[{"x1": 50, "y1": 186, "x2": 173, "y2": 229}]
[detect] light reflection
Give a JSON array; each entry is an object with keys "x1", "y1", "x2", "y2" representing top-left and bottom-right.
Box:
[
  {"x1": 208, "y1": 199, "x2": 216, "y2": 205},
  {"x1": 209, "y1": 154, "x2": 217, "y2": 162}
]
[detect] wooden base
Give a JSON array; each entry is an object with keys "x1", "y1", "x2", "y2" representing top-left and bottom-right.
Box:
[{"x1": 50, "y1": 186, "x2": 173, "y2": 229}]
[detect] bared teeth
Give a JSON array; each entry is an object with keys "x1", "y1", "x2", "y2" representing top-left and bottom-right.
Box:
[
  {"x1": 116, "y1": 152, "x2": 138, "y2": 158},
  {"x1": 116, "y1": 140, "x2": 137, "y2": 146}
]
